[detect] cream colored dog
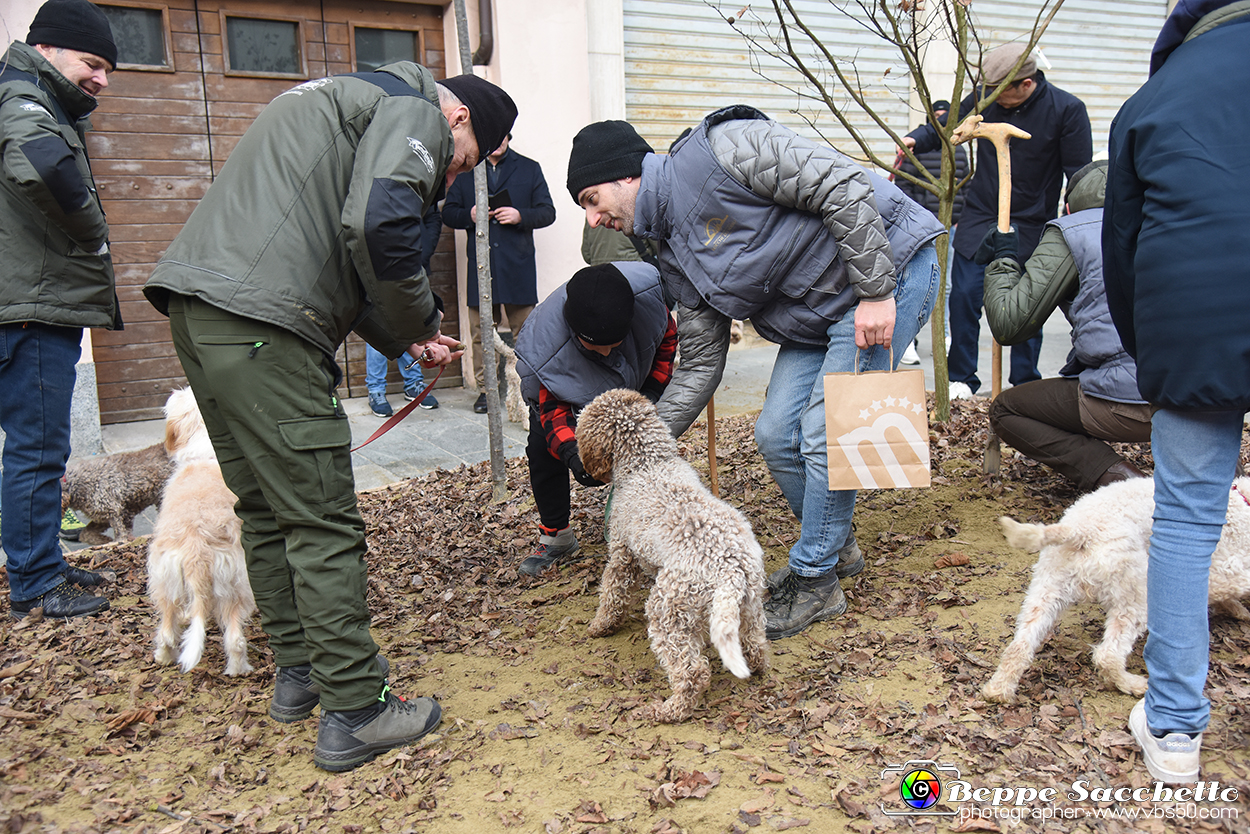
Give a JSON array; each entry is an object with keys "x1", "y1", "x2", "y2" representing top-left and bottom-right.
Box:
[
  {"x1": 577, "y1": 389, "x2": 769, "y2": 722},
  {"x1": 148, "y1": 388, "x2": 255, "y2": 675},
  {"x1": 984, "y1": 476, "x2": 1250, "y2": 703}
]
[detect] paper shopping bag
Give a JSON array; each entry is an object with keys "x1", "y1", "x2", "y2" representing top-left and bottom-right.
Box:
[{"x1": 824, "y1": 366, "x2": 930, "y2": 490}]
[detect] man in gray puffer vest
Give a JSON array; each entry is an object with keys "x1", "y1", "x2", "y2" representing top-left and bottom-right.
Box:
[
  {"x1": 567, "y1": 107, "x2": 944, "y2": 640},
  {"x1": 1, "y1": 0, "x2": 121, "y2": 620},
  {"x1": 145, "y1": 67, "x2": 516, "y2": 772},
  {"x1": 981, "y1": 160, "x2": 1151, "y2": 492}
]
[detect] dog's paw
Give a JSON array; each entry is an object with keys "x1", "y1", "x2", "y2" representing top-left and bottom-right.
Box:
[
  {"x1": 639, "y1": 699, "x2": 694, "y2": 724},
  {"x1": 980, "y1": 677, "x2": 1018, "y2": 704},
  {"x1": 1115, "y1": 673, "x2": 1148, "y2": 697},
  {"x1": 153, "y1": 645, "x2": 176, "y2": 666},
  {"x1": 586, "y1": 617, "x2": 617, "y2": 638},
  {"x1": 224, "y1": 659, "x2": 254, "y2": 676}
]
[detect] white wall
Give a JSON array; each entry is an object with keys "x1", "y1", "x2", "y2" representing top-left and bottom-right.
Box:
[{"x1": 0, "y1": 0, "x2": 42, "y2": 44}]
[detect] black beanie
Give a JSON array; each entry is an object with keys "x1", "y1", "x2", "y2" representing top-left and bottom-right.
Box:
[
  {"x1": 439, "y1": 74, "x2": 517, "y2": 161},
  {"x1": 563, "y1": 264, "x2": 636, "y2": 346},
  {"x1": 27, "y1": 0, "x2": 117, "y2": 70},
  {"x1": 566, "y1": 120, "x2": 653, "y2": 205}
]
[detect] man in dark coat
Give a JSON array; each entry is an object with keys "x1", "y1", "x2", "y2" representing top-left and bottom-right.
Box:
[
  {"x1": 1103, "y1": 0, "x2": 1250, "y2": 785},
  {"x1": 443, "y1": 133, "x2": 556, "y2": 413},
  {"x1": 905, "y1": 43, "x2": 1092, "y2": 398}
]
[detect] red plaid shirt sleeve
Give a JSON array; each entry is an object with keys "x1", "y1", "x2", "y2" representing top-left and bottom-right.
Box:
[
  {"x1": 538, "y1": 385, "x2": 578, "y2": 461},
  {"x1": 640, "y1": 315, "x2": 679, "y2": 400}
]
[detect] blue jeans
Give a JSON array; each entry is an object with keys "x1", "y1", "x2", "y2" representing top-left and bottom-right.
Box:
[
  {"x1": 364, "y1": 344, "x2": 425, "y2": 396},
  {"x1": 947, "y1": 250, "x2": 1042, "y2": 392},
  {"x1": 0, "y1": 323, "x2": 81, "y2": 601},
  {"x1": 756, "y1": 244, "x2": 939, "y2": 577},
  {"x1": 1144, "y1": 407, "x2": 1244, "y2": 735}
]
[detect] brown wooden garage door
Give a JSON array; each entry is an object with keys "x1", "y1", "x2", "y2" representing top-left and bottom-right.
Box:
[{"x1": 89, "y1": 0, "x2": 455, "y2": 423}]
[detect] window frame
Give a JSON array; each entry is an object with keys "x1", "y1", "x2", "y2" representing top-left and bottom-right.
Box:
[
  {"x1": 219, "y1": 10, "x2": 309, "y2": 80},
  {"x1": 348, "y1": 22, "x2": 425, "y2": 73},
  {"x1": 97, "y1": 1, "x2": 175, "y2": 73}
]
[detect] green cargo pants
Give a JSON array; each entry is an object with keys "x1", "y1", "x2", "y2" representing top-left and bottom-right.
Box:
[{"x1": 167, "y1": 293, "x2": 384, "y2": 710}]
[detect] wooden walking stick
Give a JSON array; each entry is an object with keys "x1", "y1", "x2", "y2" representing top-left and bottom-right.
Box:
[
  {"x1": 707, "y1": 394, "x2": 719, "y2": 497},
  {"x1": 951, "y1": 114, "x2": 1031, "y2": 474}
]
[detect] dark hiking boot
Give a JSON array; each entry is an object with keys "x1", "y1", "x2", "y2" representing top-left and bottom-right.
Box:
[
  {"x1": 766, "y1": 537, "x2": 864, "y2": 594},
  {"x1": 518, "y1": 528, "x2": 579, "y2": 576},
  {"x1": 314, "y1": 686, "x2": 442, "y2": 772},
  {"x1": 1094, "y1": 460, "x2": 1148, "y2": 489},
  {"x1": 764, "y1": 570, "x2": 847, "y2": 640},
  {"x1": 10, "y1": 581, "x2": 109, "y2": 619},
  {"x1": 270, "y1": 655, "x2": 390, "y2": 723},
  {"x1": 65, "y1": 566, "x2": 114, "y2": 588}
]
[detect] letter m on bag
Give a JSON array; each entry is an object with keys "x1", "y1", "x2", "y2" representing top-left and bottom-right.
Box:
[{"x1": 824, "y1": 368, "x2": 931, "y2": 490}]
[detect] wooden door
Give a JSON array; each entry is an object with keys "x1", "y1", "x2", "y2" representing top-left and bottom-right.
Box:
[{"x1": 89, "y1": 0, "x2": 449, "y2": 422}]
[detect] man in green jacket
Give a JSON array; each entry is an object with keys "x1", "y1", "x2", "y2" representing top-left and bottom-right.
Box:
[
  {"x1": 1, "y1": 0, "x2": 121, "y2": 620},
  {"x1": 980, "y1": 160, "x2": 1151, "y2": 491},
  {"x1": 144, "y1": 67, "x2": 516, "y2": 772}
]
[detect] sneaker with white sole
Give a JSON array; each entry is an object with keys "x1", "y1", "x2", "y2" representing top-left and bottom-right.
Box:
[
  {"x1": 949, "y1": 381, "x2": 974, "y2": 400},
  {"x1": 900, "y1": 342, "x2": 921, "y2": 366},
  {"x1": 1129, "y1": 699, "x2": 1201, "y2": 784},
  {"x1": 368, "y1": 392, "x2": 393, "y2": 418}
]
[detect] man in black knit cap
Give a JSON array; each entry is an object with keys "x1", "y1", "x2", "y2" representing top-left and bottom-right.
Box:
[
  {"x1": 514, "y1": 263, "x2": 677, "y2": 576},
  {"x1": 1, "y1": 0, "x2": 120, "y2": 620}
]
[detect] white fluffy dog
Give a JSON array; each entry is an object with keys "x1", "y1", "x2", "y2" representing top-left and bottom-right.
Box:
[
  {"x1": 147, "y1": 388, "x2": 255, "y2": 675},
  {"x1": 577, "y1": 389, "x2": 769, "y2": 722},
  {"x1": 983, "y1": 476, "x2": 1250, "y2": 703}
]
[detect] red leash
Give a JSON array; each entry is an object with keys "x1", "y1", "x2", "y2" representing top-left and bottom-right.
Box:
[{"x1": 350, "y1": 364, "x2": 445, "y2": 452}]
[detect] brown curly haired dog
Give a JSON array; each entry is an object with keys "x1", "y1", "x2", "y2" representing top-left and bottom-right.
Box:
[
  {"x1": 61, "y1": 441, "x2": 174, "y2": 544},
  {"x1": 577, "y1": 388, "x2": 769, "y2": 722}
]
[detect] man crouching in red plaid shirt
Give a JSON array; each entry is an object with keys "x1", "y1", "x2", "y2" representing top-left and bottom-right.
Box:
[{"x1": 514, "y1": 262, "x2": 677, "y2": 575}]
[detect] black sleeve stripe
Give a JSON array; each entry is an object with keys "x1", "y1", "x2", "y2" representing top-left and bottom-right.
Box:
[
  {"x1": 365, "y1": 178, "x2": 426, "y2": 282},
  {"x1": 21, "y1": 135, "x2": 90, "y2": 214}
]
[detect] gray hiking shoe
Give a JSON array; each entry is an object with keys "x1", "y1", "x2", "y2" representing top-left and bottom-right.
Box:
[
  {"x1": 314, "y1": 686, "x2": 442, "y2": 772},
  {"x1": 270, "y1": 655, "x2": 390, "y2": 723},
  {"x1": 766, "y1": 537, "x2": 864, "y2": 594},
  {"x1": 519, "y1": 529, "x2": 579, "y2": 576},
  {"x1": 764, "y1": 570, "x2": 847, "y2": 639}
]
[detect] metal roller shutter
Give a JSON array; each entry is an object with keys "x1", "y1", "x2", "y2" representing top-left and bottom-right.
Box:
[
  {"x1": 965, "y1": 0, "x2": 1167, "y2": 151},
  {"x1": 623, "y1": 0, "x2": 912, "y2": 157}
]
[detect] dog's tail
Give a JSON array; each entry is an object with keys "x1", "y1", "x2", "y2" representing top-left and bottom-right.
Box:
[
  {"x1": 177, "y1": 538, "x2": 217, "y2": 673},
  {"x1": 998, "y1": 516, "x2": 1082, "y2": 552},
  {"x1": 711, "y1": 573, "x2": 751, "y2": 679}
]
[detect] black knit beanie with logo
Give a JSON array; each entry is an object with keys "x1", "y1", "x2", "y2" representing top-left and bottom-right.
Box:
[
  {"x1": 27, "y1": 0, "x2": 117, "y2": 70},
  {"x1": 566, "y1": 120, "x2": 654, "y2": 205},
  {"x1": 440, "y1": 74, "x2": 518, "y2": 162},
  {"x1": 563, "y1": 264, "x2": 636, "y2": 346}
]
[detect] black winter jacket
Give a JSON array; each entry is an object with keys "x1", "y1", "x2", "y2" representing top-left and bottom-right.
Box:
[
  {"x1": 1103, "y1": 1, "x2": 1250, "y2": 409},
  {"x1": 908, "y1": 73, "x2": 1092, "y2": 261}
]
